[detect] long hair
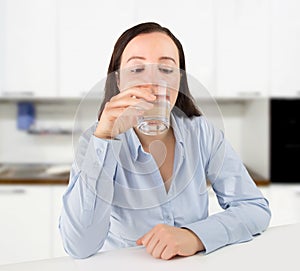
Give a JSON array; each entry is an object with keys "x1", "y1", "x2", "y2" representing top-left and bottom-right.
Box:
[{"x1": 98, "y1": 22, "x2": 201, "y2": 120}]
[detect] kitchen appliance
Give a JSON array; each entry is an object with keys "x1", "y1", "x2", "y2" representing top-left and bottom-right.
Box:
[{"x1": 270, "y1": 98, "x2": 300, "y2": 182}]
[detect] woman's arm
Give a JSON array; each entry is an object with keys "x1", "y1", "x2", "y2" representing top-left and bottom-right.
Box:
[
  {"x1": 182, "y1": 117, "x2": 271, "y2": 253},
  {"x1": 59, "y1": 125, "x2": 122, "y2": 258},
  {"x1": 59, "y1": 86, "x2": 155, "y2": 258}
]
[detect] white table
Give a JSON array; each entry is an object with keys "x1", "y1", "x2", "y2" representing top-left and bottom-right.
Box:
[{"x1": 1, "y1": 223, "x2": 299, "y2": 271}]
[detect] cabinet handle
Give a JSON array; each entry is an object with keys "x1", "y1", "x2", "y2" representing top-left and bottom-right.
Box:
[
  {"x1": 0, "y1": 188, "x2": 26, "y2": 195},
  {"x1": 2, "y1": 91, "x2": 34, "y2": 97},
  {"x1": 237, "y1": 91, "x2": 261, "y2": 97}
]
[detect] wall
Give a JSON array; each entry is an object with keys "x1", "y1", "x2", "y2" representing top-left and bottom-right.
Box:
[
  {"x1": 215, "y1": 100, "x2": 245, "y2": 158},
  {"x1": 242, "y1": 99, "x2": 269, "y2": 179},
  {"x1": 0, "y1": 101, "x2": 76, "y2": 164},
  {"x1": 0, "y1": 99, "x2": 250, "y2": 166}
]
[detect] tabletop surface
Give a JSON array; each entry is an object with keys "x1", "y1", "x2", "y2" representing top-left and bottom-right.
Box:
[{"x1": 1, "y1": 223, "x2": 299, "y2": 271}]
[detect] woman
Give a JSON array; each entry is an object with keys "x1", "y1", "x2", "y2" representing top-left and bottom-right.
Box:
[{"x1": 59, "y1": 22, "x2": 271, "y2": 260}]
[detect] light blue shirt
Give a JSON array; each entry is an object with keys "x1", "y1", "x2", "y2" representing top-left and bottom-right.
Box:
[{"x1": 59, "y1": 113, "x2": 271, "y2": 258}]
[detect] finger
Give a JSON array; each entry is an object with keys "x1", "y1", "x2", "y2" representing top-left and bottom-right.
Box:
[
  {"x1": 114, "y1": 107, "x2": 142, "y2": 126},
  {"x1": 139, "y1": 229, "x2": 155, "y2": 247},
  {"x1": 136, "y1": 232, "x2": 149, "y2": 247},
  {"x1": 136, "y1": 238, "x2": 143, "y2": 246},
  {"x1": 108, "y1": 97, "x2": 154, "y2": 111},
  {"x1": 161, "y1": 245, "x2": 177, "y2": 260},
  {"x1": 111, "y1": 87, "x2": 156, "y2": 102},
  {"x1": 145, "y1": 236, "x2": 160, "y2": 255},
  {"x1": 136, "y1": 226, "x2": 154, "y2": 245},
  {"x1": 104, "y1": 107, "x2": 127, "y2": 120},
  {"x1": 103, "y1": 107, "x2": 142, "y2": 128},
  {"x1": 152, "y1": 241, "x2": 167, "y2": 259}
]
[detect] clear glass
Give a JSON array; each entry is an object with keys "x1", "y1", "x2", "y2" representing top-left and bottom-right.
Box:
[{"x1": 137, "y1": 83, "x2": 170, "y2": 135}]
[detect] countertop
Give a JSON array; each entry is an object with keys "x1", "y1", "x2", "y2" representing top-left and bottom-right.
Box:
[
  {"x1": 0, "y1": 223, "x2": 299, "y2": 271},
  {"x1": 0, "y1": 163, "x2": 69, "y2": 185},
  {"x1": 0, "y1": 163, "x2": 269, "y2": 186}
]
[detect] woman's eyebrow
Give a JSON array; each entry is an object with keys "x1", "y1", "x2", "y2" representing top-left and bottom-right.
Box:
[
  {"x1": 159, "y1": 56, "x2": 177, "y2": 64},
  {"x1": 126, "y1": 56, "x2": 177, "y2": 64},
  {"x1": 126, "y1": 56, "x2": 146, "y2": 63}
]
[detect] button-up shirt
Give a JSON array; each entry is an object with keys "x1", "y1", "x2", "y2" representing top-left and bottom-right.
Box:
[{"x1": 59, "y1": 113, "x2": 271, "y2": 258}]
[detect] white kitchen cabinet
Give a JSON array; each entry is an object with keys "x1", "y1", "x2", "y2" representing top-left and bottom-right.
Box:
[
  {"x1": 270, "y1": 0, "x2": 300, "y2": 97},
  {"x1": 0, "y1": 0, "x2": 5, "y2": 96},
  {"x1": 51, "y1": 185, "x2": 68, "y2": 258},
  {"x1": 58, "y1": 0, "x2": 135, "y2": 98},
  {"x1": 134, "y1": 0, "x2": 216, "y2": 99},
  {"x1": 214, "y1": 0, "x2": 269, "y2": 98},
  {"x1": 1, "y1": 0, "x2": 57, "y2": 98},
  {"x1": 0, "y1": 185, "x2": 52, "y2": 265}
]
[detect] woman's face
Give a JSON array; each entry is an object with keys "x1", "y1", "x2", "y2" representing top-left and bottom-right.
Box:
[{"x1": 119, "y1": 32, "x2": 180, "y2": 107}]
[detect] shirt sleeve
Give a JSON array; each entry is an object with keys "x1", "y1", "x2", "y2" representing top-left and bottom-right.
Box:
[
  {"x1": 182, "y1": 117, "x2": 271, "y2": 254},
  {"x1": 59, "y1": 125, "x2": 122, "y2": 258}
]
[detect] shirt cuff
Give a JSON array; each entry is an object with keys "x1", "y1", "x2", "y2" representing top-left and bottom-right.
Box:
[
  {"x1": 182, "y1": 216, "x2": 229, "y2": 254},
  {"x1": 81, "y1": 135, "x2": 122, "y2": 181}
]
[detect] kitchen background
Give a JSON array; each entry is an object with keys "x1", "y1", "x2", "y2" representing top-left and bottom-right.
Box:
[{"x1": 0, "y1": 0, "x2": 300, "y2": 266}]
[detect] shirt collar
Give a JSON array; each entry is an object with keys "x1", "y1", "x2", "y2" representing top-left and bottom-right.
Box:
[
  {"x1": 125, "y1": 112, "x2": 185, "y2": 162},
  {"x1": 125, "y1": 127, "x2": 143, "y2": 161},
  {"x1": 170, "y1": 112, "x2": 184, "y2": 146}
]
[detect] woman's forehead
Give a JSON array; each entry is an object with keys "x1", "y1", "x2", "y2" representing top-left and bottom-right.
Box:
[{"x1": 121, "y1": 32, "x2": 179, "y2": 66}]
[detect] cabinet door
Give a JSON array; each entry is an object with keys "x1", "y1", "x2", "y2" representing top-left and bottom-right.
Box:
[
  {"x1": 51, "y1": 185, "x2": 68, "y2": 258},
  {"x1": 1, "y1": 0, "x2": 57, "y2": 98},
  {"x1": 58, "y1": 0, "x2": 135, "y2": 98},
  {"x1": 215, "y1": 0, "x2": 269, "y2": 98},
  {"x1": 0, "y1": 0, "x2": 5, "y2": 96},
  {"x1": 270, "y1": 0, "x2": 300, "y2": 97},
  {"x1": 134, "y1": 0, "x2": 215, "y2": 99},
  {"x1": 0, "y1": 185, "x2": 52, "y2": 265}
]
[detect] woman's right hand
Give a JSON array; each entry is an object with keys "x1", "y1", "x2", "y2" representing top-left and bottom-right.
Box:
[{"x1": 94, "y1": 87, "x2": 156, "y2": 139}]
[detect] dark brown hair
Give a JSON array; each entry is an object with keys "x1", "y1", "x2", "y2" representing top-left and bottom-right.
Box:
[{"x1": 98, "y1": 22, "x2": 201, "y2": 120}]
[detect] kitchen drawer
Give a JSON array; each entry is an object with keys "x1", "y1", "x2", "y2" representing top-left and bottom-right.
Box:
[{"x1": 0, "y1": 185, "x2": 52, "y2": 265}]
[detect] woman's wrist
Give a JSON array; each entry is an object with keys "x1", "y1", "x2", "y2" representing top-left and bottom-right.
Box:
[
  {"x1": 93, "y1": 131, "x2": 115, "y2": 140},
  {"x1": 182, "y1": 228, "x2": 205, "y2": 253}
]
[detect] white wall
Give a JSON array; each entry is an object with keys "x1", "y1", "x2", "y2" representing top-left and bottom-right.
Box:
[
  {"x1": 0, "y1": 101, "x2": 77, "y2": 164},
  {"x1": 195, "y1": 98, "x2": 269, "y2": 178},
  {"x1": 0, "y1": 100, "x2": 251, "y2": 166},
  {"x1": 242, "y1": 99, "x2": 270, "y2": 179},
  {"x1": 214, "y1": 100, "x2": 245, "y2": 157}
]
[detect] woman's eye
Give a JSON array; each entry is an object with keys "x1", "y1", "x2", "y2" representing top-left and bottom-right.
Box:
[
  {"x1": 130, "y1": 67, "x2": 145, "y2": 73},
  {"x1": 159, "y1": 67, "x2": 174, "y2": 74}
]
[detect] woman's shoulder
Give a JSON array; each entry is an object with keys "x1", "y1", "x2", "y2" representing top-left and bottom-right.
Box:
[{"x1": 173, "y1": 113, "x2": 224, "y2": 148}]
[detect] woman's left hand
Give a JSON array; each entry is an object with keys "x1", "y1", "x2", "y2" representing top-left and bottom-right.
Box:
[{"x1": 136, "y1": 224, "x2": 205, "y2": 260}]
